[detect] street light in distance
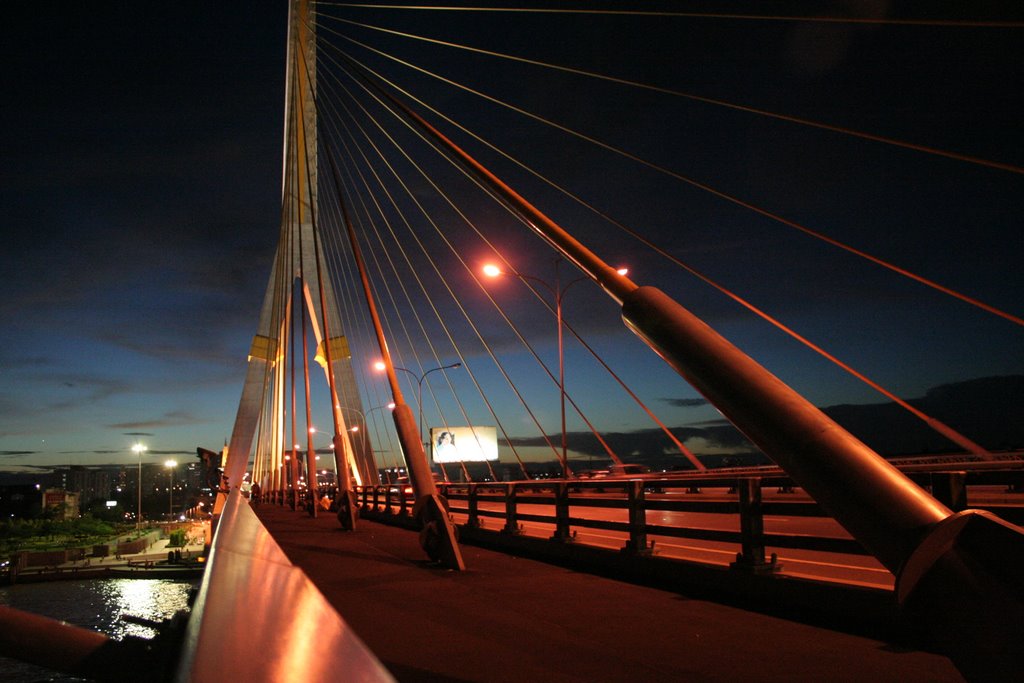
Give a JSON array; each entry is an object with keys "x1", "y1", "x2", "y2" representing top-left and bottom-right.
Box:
[
  {"x1": 132, "y1": 443, "x2": 147, "y2": 530},
  {"x1": 374, "y1": 361, "x2": 462, "y2": 449}
]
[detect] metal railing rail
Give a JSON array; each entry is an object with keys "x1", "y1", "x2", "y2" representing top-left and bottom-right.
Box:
[
  {"x1": 355, "y1": 469, "x2": 1024, "y2": 572},
  {"x1": 175, "y1": 489, "x2": 395, "y2": 682}
]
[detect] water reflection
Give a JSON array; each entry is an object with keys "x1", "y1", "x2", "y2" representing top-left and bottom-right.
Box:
[{"x1": 0, "y1": 578, "x2": 197, "y2": 681}]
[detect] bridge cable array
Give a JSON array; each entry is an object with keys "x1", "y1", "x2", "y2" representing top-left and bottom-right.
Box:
[{"x1": 292, "y1": 6, "x2": 1016, "y2": 477}]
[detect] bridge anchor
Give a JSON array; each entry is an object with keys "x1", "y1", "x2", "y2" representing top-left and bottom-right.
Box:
[
  {"x1": 897, "y1": 509, "x2": 1024, "y2": 681},
  {"x1": 414, "y1": 493, "x2": 464, "y2": 570},
  {"x1": 336, "y1": 489, "x2": 359, "y2": 531}
]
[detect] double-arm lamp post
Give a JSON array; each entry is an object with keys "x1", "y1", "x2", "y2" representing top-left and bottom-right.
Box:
[
  {"x1": 339, "y1": 403, "x2": 396, "y2": 478},
  {"x1": 375, "y1": 362, "x2": 461, "y2": 452},
  {"x1": 483, "y1": 260, "x2": 627, "y2": 477}
]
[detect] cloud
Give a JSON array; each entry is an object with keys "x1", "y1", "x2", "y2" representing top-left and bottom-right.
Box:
[
  {"x1": 122, "y1": 432, "x2": 155, "y2": 437},
  {"x1": 507, "y1": 423, "x2": 756, "y2": 463},
  {"x1": 0, "y1": 355, "x2": 54, "y2": 369},
  {"x1": 660, "y1": 397, "x2": 708, "y2": 408},
  {"x1": 502, "y1": 376, "x2": 1024, "y2": 469},
  {"x1": 46, "y1": 376, "x2": 134, "y2": 409},
  {"x1": 0, "y1": 451, "x2": 36, "y2": 458},
  {"x1": 106, "y1": 411, "x2": 207, "y2": 430}
]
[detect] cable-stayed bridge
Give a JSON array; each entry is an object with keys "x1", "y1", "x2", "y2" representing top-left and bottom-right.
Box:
[{"x1": 2, "y1": 3, "x2": 1022, "y2": 681}]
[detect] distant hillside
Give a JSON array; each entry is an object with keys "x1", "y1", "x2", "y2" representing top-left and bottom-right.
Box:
[
  {"x1": 823, "y1": 375, "x2": 1024, "y2": 456},
  {"x1": 540, "y1": 375, "x2": 1024, "y2": 469}
]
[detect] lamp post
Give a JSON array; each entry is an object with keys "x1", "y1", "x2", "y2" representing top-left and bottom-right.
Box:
[
  {"x1": 164, "y1": 460, "x2": 177, "y2": 520},
  {"x1": 483, "y1": 260, "x2": 628, "y2": 477},
  {"x1": 339, "y1": 403, "x2": 396, "y2": 471},
  {"x1": 132, "y1": 443, "x2": 147, "y2": 530},
  {"x1": 375, "y1": 362, "x2": 461, "y2": 451}
]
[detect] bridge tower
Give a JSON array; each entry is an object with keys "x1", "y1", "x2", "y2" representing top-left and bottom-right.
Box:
[{"x1": 222, "y1": 0, "x2": 378, "y2": 518}]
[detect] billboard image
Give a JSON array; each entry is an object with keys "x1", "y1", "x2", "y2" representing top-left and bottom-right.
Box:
[{"x1": 430, "y1": 426, "x2": 498, "y2": 463}]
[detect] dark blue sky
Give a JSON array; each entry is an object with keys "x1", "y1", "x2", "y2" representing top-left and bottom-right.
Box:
[{"x1": 1, "y1": 2, "x2": 1021, "y2": 472}]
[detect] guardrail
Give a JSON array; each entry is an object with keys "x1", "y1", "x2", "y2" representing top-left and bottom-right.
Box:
[{"x1": 355, "y1": 467, "x2": 1024, "y2": 575}]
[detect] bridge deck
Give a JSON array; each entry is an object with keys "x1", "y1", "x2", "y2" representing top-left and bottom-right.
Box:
[{"x1": 255, "y1": 504, "x2": 963, "y2": 682}]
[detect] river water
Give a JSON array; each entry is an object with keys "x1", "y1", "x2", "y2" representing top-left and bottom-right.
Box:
[{"x1": 0, "y1": 578, "x2": 198, "y2": 682}]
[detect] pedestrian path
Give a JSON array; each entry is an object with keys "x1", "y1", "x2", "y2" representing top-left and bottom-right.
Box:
[{"x1": 256, "y1": 504, "x2": 964, "y2": 683}]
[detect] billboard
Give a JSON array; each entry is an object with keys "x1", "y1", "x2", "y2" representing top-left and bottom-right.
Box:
[{"x1": 430, "y1": 426, "x2": 498, "y2": 463}]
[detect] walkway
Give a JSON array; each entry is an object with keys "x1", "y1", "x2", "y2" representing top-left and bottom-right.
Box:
[{"x1": 255, "y1": 504, "x2": 963, "y2": 682}]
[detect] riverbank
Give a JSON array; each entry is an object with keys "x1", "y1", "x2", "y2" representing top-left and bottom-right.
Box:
[{"x1": 7, "y1": 522, "x2": 208, "y2": 584}]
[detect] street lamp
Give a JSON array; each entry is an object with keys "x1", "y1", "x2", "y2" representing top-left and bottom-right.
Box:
[
  {"x1": 165, "y1": 460, "x2": 177, "y2": 520},
  {"x1": 340, "y1": 403, "x2": 397, "y2": 482},
  {"x1": 132, "y1": 443, "x2": 147, "y2": 530},
  {"x1": 374, "y1": 362, "x2": 461, "y2": 450},
  {"x1": 337, "y1": 403, "x2": 393, "y2": 474},
  {"x1": 483, "y1": 260, "x2": 628, "y2": 477}
]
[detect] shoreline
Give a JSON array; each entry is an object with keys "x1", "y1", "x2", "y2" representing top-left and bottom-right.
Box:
[
  {"x1": 6, "y1": 523, "x2": 209, "y2": 585},
  {"x1": 8, "y1": 563, "x2": 204, "y2": 584}
]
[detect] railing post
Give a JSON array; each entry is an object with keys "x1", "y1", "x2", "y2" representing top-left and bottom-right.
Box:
[
  {"x1": 550, "y1": 482, "x2": 573, "y2": 542},
  {"x1": 399, "y1": 484, "x2": 409, "y2": 517},
  {"x1": 371, "y1": 485, "x2": 380, "y2": 513},
  {"x1": 731, "y1": 477, "x2": 778, "y2": 573},
  {"x1": 384, "y1": 485, "x2": 394, "y2": 515},
  {"x1": 622, "y1": 480, "x2": 653, "y2": 555},
  {"x1": 502, "y1": 483, "x2": 522, "y2": 535},
  {"x1": 467, "y1": 484, "x2": 481, "y2": 529},
  {"x1": 930, "y1": 471, "x2": 967, "y2": 511}
]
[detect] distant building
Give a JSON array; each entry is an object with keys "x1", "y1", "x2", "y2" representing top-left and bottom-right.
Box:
[
  {"x1": 52, "y1": 465, "x2": 113, "y2": 505},
  {"x1": 42, "y1": 488, "x2": 80, "y2": 519}
]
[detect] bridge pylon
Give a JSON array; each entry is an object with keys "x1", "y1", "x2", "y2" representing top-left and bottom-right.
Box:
[{"x1": 221, "y1": 0, "x2": 377, "y2": 522}]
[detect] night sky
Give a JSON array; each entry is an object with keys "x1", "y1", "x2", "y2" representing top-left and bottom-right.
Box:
[{"x1": 1, "y1": 2, "x2": 1021, "y2": 475}]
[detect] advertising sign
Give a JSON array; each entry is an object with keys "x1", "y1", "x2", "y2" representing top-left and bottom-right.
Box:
[{"x1": 430, "y1": 426, "x2": 498, "y2": 463}]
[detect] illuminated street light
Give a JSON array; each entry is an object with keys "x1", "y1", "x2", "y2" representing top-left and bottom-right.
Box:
[
  {"x1": 339, "y1": 403, "x2": 397, "y2": 481},
  {"x1": 375, "y1": 363, "x2": 461, "y2": 450},
  {"x1": 483, "y1": 260, "x2": 627, "y2": 477},
  {"x1": 132, "y1": 443, "x2": 147, "y2": 530},
  {"x1": 165, "y1": 459, "x2": 177, "y2": 519}
]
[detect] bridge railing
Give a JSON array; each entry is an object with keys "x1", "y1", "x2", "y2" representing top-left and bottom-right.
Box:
[
  {"x1": 360, "y1": 477, "x2": 862, "y2": 567},
  {"x1": 355, "y1": 466, "x2": 1024, "y2": 577}
]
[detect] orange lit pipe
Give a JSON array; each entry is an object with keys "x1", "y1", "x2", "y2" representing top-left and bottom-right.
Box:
[{"x1": 0, "y1": 605, "x2": 114, "y2": 679}]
